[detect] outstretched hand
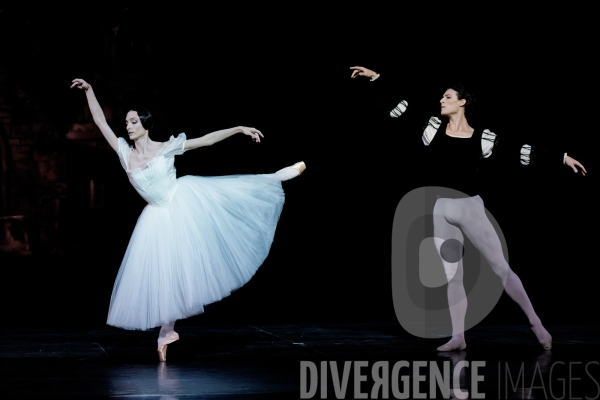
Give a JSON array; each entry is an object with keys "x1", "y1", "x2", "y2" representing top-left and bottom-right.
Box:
[
  {"x1": 350, "y1": 66, "x2": 378, "y2": 79},
  {"x1": 565, "y1": 156, "x2": 587, "y2": 176},
  {"x1": 70, "y1": 78, "x2": 90, "y2": 91},
  {"x1": 240, "y1": 127, "x2": 263, "y2": 143}
]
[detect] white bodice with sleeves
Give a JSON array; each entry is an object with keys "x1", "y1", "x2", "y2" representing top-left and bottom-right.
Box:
[
  {"x1": 116, "y1": 133, "x2": 186, "y2": 207},
  {"x1": 107, "y1": 133, "x2": 285, "y2": 331}
]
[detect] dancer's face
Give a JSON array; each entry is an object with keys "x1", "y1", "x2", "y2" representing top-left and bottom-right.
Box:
[
  {"x1": 440, "y1": 89, "x2": 466, "y2": 116},
  {"x1": 125, "y1": 111, "x2": 148, "y2": 140}
]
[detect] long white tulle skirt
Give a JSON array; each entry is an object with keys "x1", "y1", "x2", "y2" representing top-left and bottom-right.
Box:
[{"x1": 106, "y1": 174, "x2": 284, "y2": 330}]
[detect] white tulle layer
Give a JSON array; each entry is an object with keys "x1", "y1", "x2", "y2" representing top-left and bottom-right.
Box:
[{"x1": 106, "y1": 174, "x2": 284, "y2": 330}]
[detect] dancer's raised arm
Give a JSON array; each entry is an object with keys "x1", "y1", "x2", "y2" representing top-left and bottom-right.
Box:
[
  {"x1": 183, "y1": 126, "x2": 263, "y2": 152},
  {"x1": 70, "y1": 78, "x2": 119, "y2": 152},
  {"x1": 350, "y1": 65, "x2": 436, "y2": 123}
]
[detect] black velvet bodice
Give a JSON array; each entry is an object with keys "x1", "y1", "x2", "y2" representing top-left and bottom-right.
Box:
[{"x1": 427, "y1": 121, "x2": 485, "y2": 198}]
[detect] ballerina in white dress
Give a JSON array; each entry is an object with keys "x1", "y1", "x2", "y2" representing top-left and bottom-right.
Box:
[{"x1": 71, "y1": 78, "x2": 306, "y2": 361}]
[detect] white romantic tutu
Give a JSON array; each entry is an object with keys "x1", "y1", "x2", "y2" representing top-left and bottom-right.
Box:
[{"x1": 106, "y1": 134, "x2": 284, "y2": 330}]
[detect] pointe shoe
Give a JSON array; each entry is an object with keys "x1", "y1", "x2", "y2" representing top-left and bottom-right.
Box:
[
  {"x1": 290, "y1": 161, "x2": 306, "y2": 175},
  {"x1": 531, "y1": 327, "x2": 552, "y2": 351},
  {"x1": 157, "y1": 331, "x2": 179, "y2": 362},
  {"x1": 275, "y1": 161, "x2": 306, "y2": 181}
]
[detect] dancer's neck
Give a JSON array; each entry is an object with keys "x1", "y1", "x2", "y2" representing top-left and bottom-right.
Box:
[
  {"x1": 133, "y1": 134, "x2": 157, "y2": 155},
  {"x1": 446, "y1": 114, "x2": 473, "y2": 137}
]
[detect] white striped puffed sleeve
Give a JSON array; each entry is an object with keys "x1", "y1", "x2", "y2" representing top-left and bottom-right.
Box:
[
  {"x1": 481, "y1": 129, "x2": 497, "y2": 158},
  {"x1": 521, "y1": 145, "x2": 567, "y2": 165},
  {"x1": 368, "y1": 73, "x2": 408, "y2": 118},
  {"x1": 162, "y1": 133, "x2": 187, "y2": 158},
  {"x1": 422, "y1": 116, "x2": 441, "y2": 146},
  {"x1": 390, "y1": 100, "x2": 408, "y2": 118},
  {"x1": 520, "y1": 144, "x2": 532, "y2": 165}
]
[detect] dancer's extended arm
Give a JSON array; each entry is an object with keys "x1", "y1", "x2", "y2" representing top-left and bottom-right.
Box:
[
  {"x1": 350, "y1": 66, "x2": 437, "y2": 121},
  {"x1": 350, "y1": 66, "x2": 411, "y2": 119},
  {"x1": 349, "y1": 65, "x2": 441, "y2": 154},
  {"x1": 479, "y1": 129, "x2": 587, "y2": 176},
  {"x1": 183, "y1": 126, "x2": 263, "y2": 151},
  {"x1": 520, "y1": 144, "x2": 586, "y2": 175},
  {"x1": 70, "y1": 78, "x2": 119, "y2": 152}
]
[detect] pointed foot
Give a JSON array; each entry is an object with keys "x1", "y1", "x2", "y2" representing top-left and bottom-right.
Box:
[
  {"x1": 437, "y1": 337, "x2": 467, "y2": 352},
  {"x1": 531, "y1": 326, "x2": 552, "y2": 351}
]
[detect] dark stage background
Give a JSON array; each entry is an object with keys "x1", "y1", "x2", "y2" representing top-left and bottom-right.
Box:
[{"x1": 0, "y1": 4, "x2": 596, "y2": 331}]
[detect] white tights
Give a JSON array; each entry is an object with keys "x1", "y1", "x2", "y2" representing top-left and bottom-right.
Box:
[
  {"x1": 272, "y1": 162, "x2": 304, "y2": 181},
  {"x1": 433, "y1": 195, "x2": 551, "y2": 350}
]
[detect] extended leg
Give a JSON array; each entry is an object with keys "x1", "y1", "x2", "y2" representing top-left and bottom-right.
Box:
[
  {"x1": 273, "y1": 161, "x2": 306, "y2": 181},
  {"x1": 448, "y1": 197, "x2": 552, "y2": 350}
]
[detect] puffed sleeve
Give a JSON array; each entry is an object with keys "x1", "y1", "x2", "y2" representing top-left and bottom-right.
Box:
[
  {"x1": 161, "y1": 133, "x2": 187, "y2": 158},
  {"x1": 367, "y1": 71, "x2": 438, "y2": 122},
  {"x1": 116, "y1": 137, "x2": 131, "y2": 171},
  {"x1": 369, "y1": 73, "x2": 410, "y2": 119},
  {"x1": 483, "y1": 131, "x2": 565, "y2": 167},
  {"x1": 518, "y1": 144, "x2": 566, "y2": 166},
  {"x1": 422, "y1": 117, "x2": 441, "y2": 146},
  {"x1": 481, "y1": 129, "x2": 498, "y2": 158}
]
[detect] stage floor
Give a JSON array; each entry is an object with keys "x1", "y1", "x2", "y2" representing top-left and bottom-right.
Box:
[{"x1": 1, "y1": 321, "x2": 599, "y2": 399}]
